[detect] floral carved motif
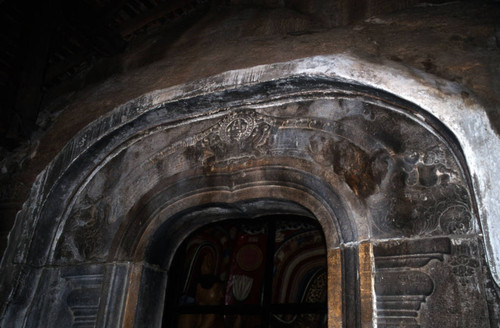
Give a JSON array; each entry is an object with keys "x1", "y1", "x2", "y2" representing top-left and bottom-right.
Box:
[
  {"x1": 450, "y1": 255, "x2": 480, "y2": 286},
  {"x1": 188, "y1": 110, "x2": 275, "y2": 165},
  {"x1": 378, "y1": 144, "x2": 473, "y2": 237},
  {"x1": 449, "y1": 242, "x2": 481, "y2": 286}
]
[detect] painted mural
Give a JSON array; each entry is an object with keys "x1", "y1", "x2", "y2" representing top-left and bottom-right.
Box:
[{"x1": 172, "y1": 217, "x2": 327, "y2": 328}]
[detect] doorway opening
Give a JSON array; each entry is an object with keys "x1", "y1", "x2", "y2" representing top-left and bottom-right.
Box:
[{"x1": 163, "y1": 215, "x2": 327, "y2": 328}]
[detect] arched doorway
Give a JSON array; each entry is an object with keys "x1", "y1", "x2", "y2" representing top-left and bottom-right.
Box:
[
  {"x1": 0, "y1": 56, "x2": 497, "y2": 328},
  {"x1": 163, "y1": 214, "x2": 327, "y2": 328},
  {"x1": 123, "y1": 181, "x2": 364, "y2": 328}
]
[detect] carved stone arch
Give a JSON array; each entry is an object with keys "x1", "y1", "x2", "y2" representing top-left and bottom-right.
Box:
[
  {"x1": 129, "y1": 193, "x2": 349, "y2": 328},
  {"x1": 1, "y1": 55, "x2": 498, "y2": 328}
]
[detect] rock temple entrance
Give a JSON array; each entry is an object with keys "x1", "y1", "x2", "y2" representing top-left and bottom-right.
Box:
[
  {"x1": 0, "y1": 56, "x2": 498, "y2": 327},
  {"x1": 163, "y1": 215, "x2": 328, "y2": 328}
]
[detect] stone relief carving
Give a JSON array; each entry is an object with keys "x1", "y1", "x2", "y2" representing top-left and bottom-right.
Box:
[
  {"x1": 55, "y1": 101, "x2": 476, "y2": 264},
  {"x1": 438, "y1": 202, "x2": 473, "y2": 235},
  {"x1": 376, "y1": 270, "x2": 434, "y2": 328},
  {"x1": 449, "y1": 254, "x2": 480, "y2": 286},
  {"x1": 188, "y1": 110, "x2": 275, "y2": 166},
  {"x1": 369, "y1": 144, "x2": 473, "y2": 237},
  {"x1": 374, "y1": 238, "x2": 450, "y2": 328},
  {"x1": 255, "y1": 99, "x2": 474, "y2": 238},
  {"x1": 374, "y1": 237, "x2": 494, "y2": 327},
  {"x1": 58, "y1": 194, "x2": 110, "y2": 261},
  {"x1": 0, "y1": 61, "x2": 495, "y2": 328},
  {"x1": 449, "y1": 242, "x2": 481, "y2": 287},
  {"x1": 402, "y1": 146, "x2": 450, "y2": 188},
  {"x1": 301, "y1": 114, "x2": 473, "y2": 238},
  {"x1": 63, "y1": 273, "x2": 103, "y2": 328},
  {"x1": 129, "y1": 102, "x2": 476, "y2": 240}
]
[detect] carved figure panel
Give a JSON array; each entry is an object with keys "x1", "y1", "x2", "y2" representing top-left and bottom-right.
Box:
[
  {"x1": 187, "y1": 110, "x2": 276, "y2": 166},
  {"x1": 55, "y1": 97, "x2": 476, "y2": 262}
]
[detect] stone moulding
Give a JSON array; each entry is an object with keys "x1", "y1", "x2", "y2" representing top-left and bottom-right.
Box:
[
  {"x1": 160, "y1": 55, "x2": 499, "y2": 286},
  {"x1": 0, "y1": 54, "x2": 499, "y2": 325}
]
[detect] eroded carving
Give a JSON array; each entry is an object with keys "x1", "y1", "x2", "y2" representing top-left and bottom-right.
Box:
[
  {"x1": 376, "y1": 270, "x2": 434, "y2": 327},
  {"x1": 449, "y1": 242, "x2": 481, "y2": 286},
  {"x1": 63, "y1": 274, "x2": 103, "y2": 328},
  {"x1": 187, "y1": 110, "x2": 275, "y2": 165},
  {"x1": 370, "y1": 143, "x2": 473, "y2": 237},
  {"x1": 58, "y1": 195, "x2": 110, "y2": 261},
  {"x1": 294, "y1": 104, "x2": 476, "y2": 238},
  {"x1": 55, "y1": 100, "x2": 476, "y2": 267},
  {"x1": 439, "y1": 203, "x2": 473, "y2": 235},
  {"x1": 450, "y1": 255, "x2": 480, "y2": 286},
  {"x1": 374, "y1": 238, "x2": 449, "y2": 328},
  {"x1": 401, "y1": 145, "x2": 459, "y2": 189}
]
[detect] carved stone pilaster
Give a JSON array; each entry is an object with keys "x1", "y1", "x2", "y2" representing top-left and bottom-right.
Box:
[
  {"x1": 63, "y1": 274, "x2": 103, "y2": 328},
  {"x1": 374, "y1": 238, "x2": 451, "y2": 328}
]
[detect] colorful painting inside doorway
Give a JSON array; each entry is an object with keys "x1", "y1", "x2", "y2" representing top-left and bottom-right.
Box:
[{"x1": 172, "y1": 216, "x2": 327, "y2": 328}]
